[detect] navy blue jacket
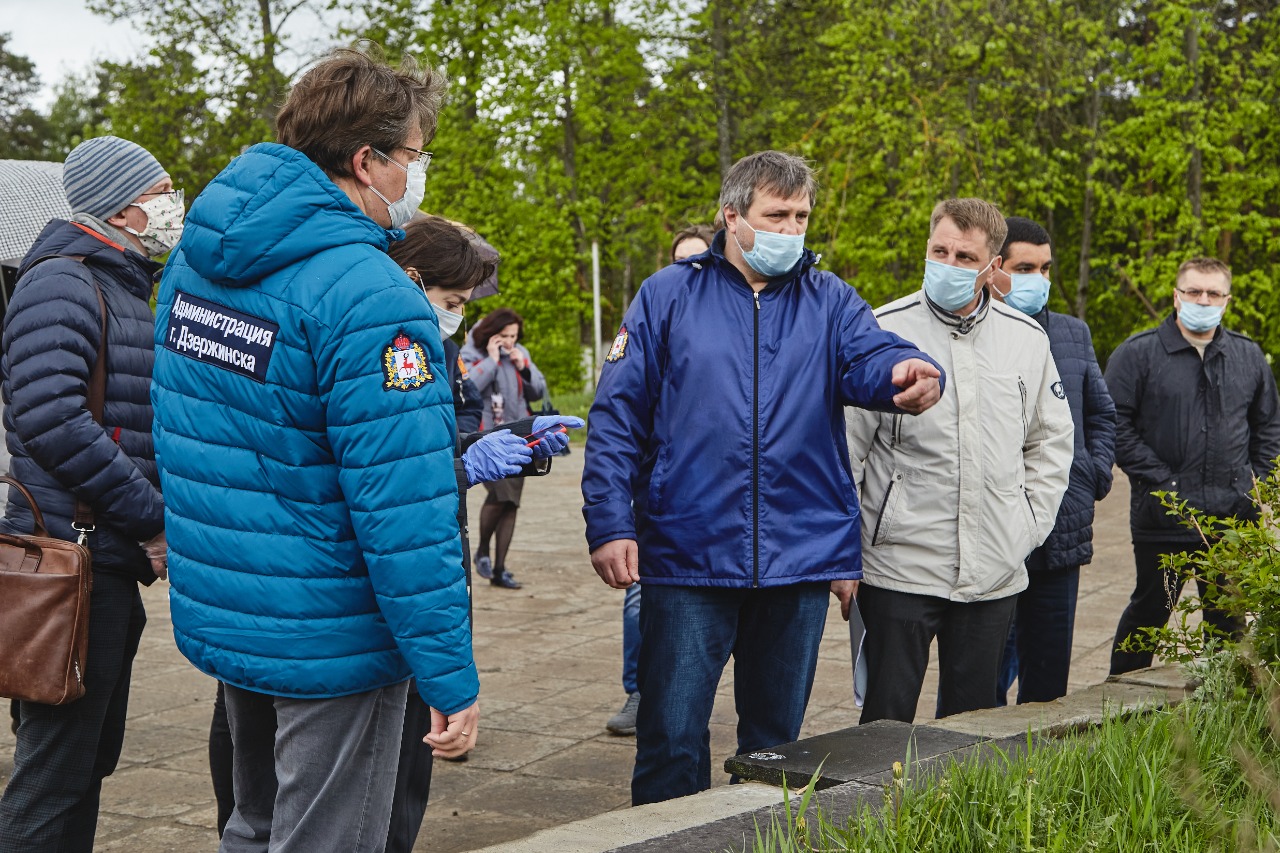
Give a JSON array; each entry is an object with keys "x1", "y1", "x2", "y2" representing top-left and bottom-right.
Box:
[
  {"x1": 1106, "y1": 312, "x2": 1280, "y2": 543},
  {"x1": 582, "y1": 234, "x2": 944, "y2": 587},
  {"x1": 1, "y1": 220, "x2": 165, "y2": 583},
  {"x1": 1030, "y1": 309, "x2": 1116, "y2": 570}
]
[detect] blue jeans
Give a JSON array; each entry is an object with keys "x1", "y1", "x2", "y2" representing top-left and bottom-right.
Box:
[
  {"x1": 632, "y1": 583, "x2": 829, "y2": 806},
  {"x1": 621, "y1": 583, "x2": 642, "y2": 694},
  {"x1": 996, "y1": 563, "x2": 1080, "y2": 705}
]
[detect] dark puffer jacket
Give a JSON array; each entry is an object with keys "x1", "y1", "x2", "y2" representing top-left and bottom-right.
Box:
[
  {"x1": 0, "y1": 220, "x2": 165, "y2": 583},
  {"x1": 1029, "y1": 310, "x2": 1116, "y2": 569},
  {"x1": 1106, "y1": 312, "x2": 1280, "y2": 543}
]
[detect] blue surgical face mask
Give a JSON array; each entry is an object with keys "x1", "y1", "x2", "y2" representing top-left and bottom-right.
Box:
[
  {"x1": 733, "y1": 217, "x2": 805, "y2": 278},
  {"x1": 431, "y1": 301, "x2": 463, "y2": 339},
  {"x1": 370, "y1": 149, "x2": 427, "y2": 229},
  {"x1": 1177, "y1": 294, "x2": 1226, "y2": 333},
  {"x1": 1001, "y1": 272, "x2": 1051, "y2": 316},
  {"x1": 922, "y1": 258, "x2": 992, "y2": 313}
]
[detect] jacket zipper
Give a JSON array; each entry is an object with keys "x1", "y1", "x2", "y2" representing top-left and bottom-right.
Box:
[
  {"x1": 752, "y1": 291, "x2": 761, "y2": 587},
  {"x1": 1017, "y1": 377, "x2": 1029, "y2": 433},
  {"x1": 891, "y1": 414, "x2": 903, "y2": 447},
  {"x1": 871, "y1": 480, "x2": 895, "y2": 545}
]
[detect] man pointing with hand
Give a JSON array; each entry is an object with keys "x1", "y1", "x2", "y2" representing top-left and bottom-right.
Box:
[{"x1": 581, "y1": 150, "x2": 944, "y2": 807}]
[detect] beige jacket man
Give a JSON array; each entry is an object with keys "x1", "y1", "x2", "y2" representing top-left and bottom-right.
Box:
[{"x1": 847, "y1": 290, "x2": 1074, "y2": 602}]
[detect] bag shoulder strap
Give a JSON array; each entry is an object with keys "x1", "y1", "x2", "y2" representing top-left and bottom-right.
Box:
[
  {"x1": 75, "y1": 268, "x2": 108, "y2": 540},
  {"x1": 25, "y1": 255, "x2": 106, "y2": 541}
]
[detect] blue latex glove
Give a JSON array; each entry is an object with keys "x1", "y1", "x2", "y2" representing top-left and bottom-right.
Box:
[
  {"x1": 529, "y1": 415, "x2": 586, "y2": 459},
  {"x1": 530, "y1": 428, "x2": 570, "y2": 459},
  {"x1": 462, "y1": 430, "x2": 533, "y2": 486},
  {"x1": 532, "y1": 415, "x2": 585, "y2": 433}
]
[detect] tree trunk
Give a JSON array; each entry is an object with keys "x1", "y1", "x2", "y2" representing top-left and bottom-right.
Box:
[
  {"x1": 1186, "y1": 17, "x2": 1202, "y2": 222},
  {"x1": 710, "y1": 0, "x2": 732, "y2": 179},
  {"x1": 1075, "y1": 85, "x2": 1102, "y2": 321}
]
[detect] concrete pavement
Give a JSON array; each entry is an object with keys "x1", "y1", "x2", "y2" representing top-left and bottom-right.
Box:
[{"x1": 0, "y1": 450, "x2": 1141, "y2": 851}]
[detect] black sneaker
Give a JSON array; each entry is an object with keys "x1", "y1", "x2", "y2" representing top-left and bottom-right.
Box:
[
  {"x1": 474, "y1": 554, "x2": 493, "y2": 580},
  {"x1": 490, "y1": 570, "x2": 522, "y2": 589}
]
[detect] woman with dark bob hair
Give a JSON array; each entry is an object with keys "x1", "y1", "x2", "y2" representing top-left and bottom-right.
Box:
[{"x1": 460, "y1": 307, "x2": 548, "y2": 589}]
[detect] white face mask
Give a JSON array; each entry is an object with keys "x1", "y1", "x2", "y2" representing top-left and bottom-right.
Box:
[
  {"x1": 369, "y1": 149, "x2": 427, "y2": 229},
  {"x1": 432, "y1": 301, "x2": 463, "y2": 339},
  {"x1": 126, "y1": 190, "x2": 185, "y2": 257}
]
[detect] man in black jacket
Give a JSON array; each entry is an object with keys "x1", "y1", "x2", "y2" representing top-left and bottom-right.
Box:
[
  {"x1": 987, "y1": 217, "x2": 1116, "y2": 704},
  {"x1": 1106, "y1": 256, "x2": 1280, "y2": 675},
  {"x1": 0, "y1": 136, "x2": 175, "y2": 851}
]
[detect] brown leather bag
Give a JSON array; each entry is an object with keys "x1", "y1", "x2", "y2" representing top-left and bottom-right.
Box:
[
  {"x1": 0, "y1": 476, "x2": 93, "y2": 704},
  {"x1": 0, "y1": 263, "x2": 107, "y2": 705}
]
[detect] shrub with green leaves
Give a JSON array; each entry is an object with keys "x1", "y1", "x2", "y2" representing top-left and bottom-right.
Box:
[{"x1": 1120, "y1": 466, "x2": 1280, "y2": 670}]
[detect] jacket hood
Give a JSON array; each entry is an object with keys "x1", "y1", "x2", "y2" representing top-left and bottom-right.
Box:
[
  {"x1": 177, "y1": 143, "x2": 398, "y2": 287},
  {"x1": 19, "y1": 218, "x2": 159, "y2": 300}
]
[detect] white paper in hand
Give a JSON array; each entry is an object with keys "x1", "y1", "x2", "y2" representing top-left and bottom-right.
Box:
[{"x1": 849, "y1": 598, "x2": 868, "y2": 707}]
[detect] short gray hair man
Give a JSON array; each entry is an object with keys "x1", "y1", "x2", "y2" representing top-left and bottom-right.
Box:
[{"x1": 718, "y1": 151, "x2": 818, "y2": 216}]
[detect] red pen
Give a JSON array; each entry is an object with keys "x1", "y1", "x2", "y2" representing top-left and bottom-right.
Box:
[{"x1": 525, "y1": 425, "x2": 568, "y2": 447}]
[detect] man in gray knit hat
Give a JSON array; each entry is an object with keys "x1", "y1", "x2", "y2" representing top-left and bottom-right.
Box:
[{"x1": 0, "y1": 135, "x2": 176, "y2": 850}]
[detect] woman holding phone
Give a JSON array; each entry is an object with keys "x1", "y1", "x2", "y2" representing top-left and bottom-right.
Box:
[{"x1": 460, "y1": 308, "x2": 548, "y2": 589}]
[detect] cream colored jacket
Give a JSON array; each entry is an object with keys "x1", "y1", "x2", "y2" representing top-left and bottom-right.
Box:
[{"x1": 846, "y1": 290, "x2": 1074, "y2": 602}]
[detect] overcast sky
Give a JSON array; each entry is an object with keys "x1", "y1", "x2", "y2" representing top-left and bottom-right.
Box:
[{"x1": 4, "y1": 0, "x2": 149, "y2": 109}]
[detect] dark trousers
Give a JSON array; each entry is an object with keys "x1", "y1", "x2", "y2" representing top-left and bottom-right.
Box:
[
  {"x1": 859, "y1": 584, "x2": 1016, "y2": 724},
  {"x1": 210, "y1": 683, "x2": 274, "y2": 839},
  {"x1": 385, "y1": 686, "x2": 433, "y2": 853},
  {"x1": 996, "y1": 562, "x2": 1080, "y2": 705},
  {"x1": 1110, "y1": 540, "x2": 1242, "y2": 675},
  {"x1": 0, "y1": 573, "x2": 146, "y2": 853},
  {"x1": 632, "y1": 583, "x2": 829, "y2": 807}
]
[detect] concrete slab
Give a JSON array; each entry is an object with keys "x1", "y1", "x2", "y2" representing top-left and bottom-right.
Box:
[
  {"x1": 465, "y1": 782, "x2": 786, "y2": 853},
  {"x1": 933, "y1": 671, "x2": 1188, "y2": 740},
  {"x1": 724, "y1": 720, "x2": 981, "y2": 789}
]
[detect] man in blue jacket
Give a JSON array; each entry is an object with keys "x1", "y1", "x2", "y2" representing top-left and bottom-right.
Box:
[
  {"x1": 988, "y1": 216, "x2": 1116, "y2": 704},
  {"x1": 152, "y1": 49, "x2": 478, "y2": 852},
  {"x1": 582, "y1": 150, "x2": 945, "y2": 806}
]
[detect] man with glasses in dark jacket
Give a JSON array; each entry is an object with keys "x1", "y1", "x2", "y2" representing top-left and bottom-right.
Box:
[
  {"x1": 987, "y1": 217, "x2": 1116, "y2": 704},
  {"x1": 1107, "y1": 256, "x2": 1280, "y2": 675}
]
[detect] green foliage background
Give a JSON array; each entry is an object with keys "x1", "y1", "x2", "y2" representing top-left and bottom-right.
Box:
[{"x1": 4, "y1": 0, "x2": 1280, "y2": 392}]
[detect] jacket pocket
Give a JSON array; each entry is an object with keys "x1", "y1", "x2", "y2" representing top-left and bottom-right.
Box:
[
  {"x1": 1019, "y1": 483, "x2": 1038, "y2": 540},
  {"x1": 871, "y1": 471, "x2": 904, "y2": 546},
  {"x1": 1134, "y1": 473, "x2": 1183, "y2": 532},
  {"x1": 647, "y1": 447, "x2": 670, "y2": 515},
  {"x1": 982, "y1": 373, "x2": 1027, "y2": 487}
]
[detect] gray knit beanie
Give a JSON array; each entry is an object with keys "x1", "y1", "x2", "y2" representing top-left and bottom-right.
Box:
[{"x1": 63, "y1": 136, "x2": 168, "y2": 220}]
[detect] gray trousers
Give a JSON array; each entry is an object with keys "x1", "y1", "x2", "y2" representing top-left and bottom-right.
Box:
[{"x1": 219, "y1": 680, "x2": 410, "y2": 853}]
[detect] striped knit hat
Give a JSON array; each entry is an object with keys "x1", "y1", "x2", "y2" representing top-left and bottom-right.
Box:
[{"x1": 63, "y1": 136, "x2": 168, "y2": 220}]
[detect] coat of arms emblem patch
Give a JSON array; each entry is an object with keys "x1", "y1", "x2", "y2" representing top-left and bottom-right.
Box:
[{"x1": 383, "y1": 331, "x2": 434, "y2": 391}]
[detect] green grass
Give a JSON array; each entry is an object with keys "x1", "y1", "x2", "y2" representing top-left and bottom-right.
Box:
[{"x1": 750, "y1": 674, "x2": 1280, "y2": 852}]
